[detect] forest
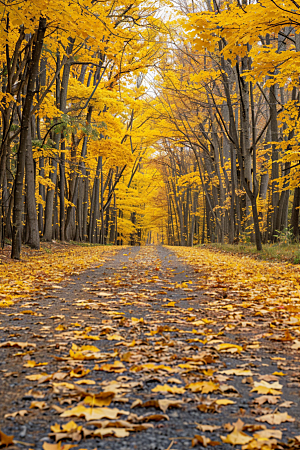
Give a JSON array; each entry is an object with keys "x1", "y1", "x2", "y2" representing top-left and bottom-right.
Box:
[{"x1": 1, "y1": 0, "x2": 300, "y2": 258}]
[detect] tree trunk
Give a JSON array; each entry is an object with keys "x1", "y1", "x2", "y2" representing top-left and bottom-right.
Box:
[
  {"x1": 25, "y1": 123, "x2": 40, "y2": 249},
  {"x1": 11, "y1": 17, "x2": 46, "y2": 259}
]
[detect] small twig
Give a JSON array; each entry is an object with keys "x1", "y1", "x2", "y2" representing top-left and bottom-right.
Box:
[{"x1": 166, "y1": 440, "x2": 174, "y2": 450}]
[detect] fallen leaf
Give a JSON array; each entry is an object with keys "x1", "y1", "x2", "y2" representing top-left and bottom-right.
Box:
[
  {"x1": 0, "y1": 341, "x2": 36, "y2": 349},
  {"x1": 4, "y1": 410, "x2": 28, "y2": 418},
  {"x1": 99, "y1": 361, "x2": 125, "y2": 372},
  {"x1": 186, "y1": 381, "x2": 219, "y2": 394},
  {"x1": 221, "y1": 427, "x2": 252, "y2": 445},
  {"x1": 215, "y1": 343, "x2": 243, "y2": 353},
  {"x1": 215, "y1": 399, "x2": 235, "y2": 406},
  {"x1": 151, "y1": 384, "x2": 185, "y2": 394},
  {"x1": 60, "y1": 405, "x2": 128, "y2": 421},
  {"x1": 255, "y1": 412, "x2": 295, "y2": 425},
  {"x1": 253, "y1": 429, "x2": 282, "y2": 439},
  {"x1": 0, "y1": 429, "x2": 14, "y2": 447},
  {"x1": 30, "y1": 401, "x2": 48, "y2": 410},
  {"x1": 192, "y1": 434, "x2": 220, "y2": 447},
  {"x1": 251, "y1": 380, "x2": 282, "y2": 395},
  {"x1": 253, "y1": 395, "x2": 280, "y2": 405},
  {"x1": 196, "y1": 424, "x2": 221, "y2": 432}
]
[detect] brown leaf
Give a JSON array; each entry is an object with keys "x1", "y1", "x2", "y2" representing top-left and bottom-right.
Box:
[
  {"x1": 0, "y1": 341, "x2": 36, "y2": 349},
  {"x1": 0, "y1": 430, "x2": 14, "y2": 447},
  {"x1": 4, "y1": 410, "x2": 28, "y2": 418},
  {"x1": 255, "y1": 412, "x2": 295, "y2": 425},
  {"x1": 196, "y1": 424, "x2": 221, "y2": 432},
  {"x1": 192, "y1": 434, "x2": 220, "y2": 447}
]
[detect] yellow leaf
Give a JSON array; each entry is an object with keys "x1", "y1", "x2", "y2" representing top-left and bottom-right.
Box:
[
  {"x1": 187, "y1": 381, "x2": 219, "y2": 394},
  {"x1": 60, "y1": 405, "x2": 128, "y2": 421},
  {"x1": 106, "y1": 334, "x2": 124, "y2": 340},
  {"x1": 215, "y1": 343, "x2": 243, "y2": 353},
  {"x1": 25, "y1": 373, "x2": 50, "y2": 381},
  {"x1": 99, "y1": 361, "x2": 125, "y2": 372},
  {"x1": 215, "y1": 399, "x2": 235, "y2": 405},
  {"x1": 221, "y1": 427, "x2": 253, "y2": 445},
  {"x1": 69, "y1": 368, "x2": 90, "y2": 378},
  {"x1": 151, "y1": 384, "x2": 185, "y2": 394},
  {"x1": 84, "y1": 394, "x2": 113, "y2": 407},
  {"x1": 23, "y1": 360, "x2": 48, "y2": 368},
  {"x1": 251, "y1": 380, "x2": 282, "y2": 395}
]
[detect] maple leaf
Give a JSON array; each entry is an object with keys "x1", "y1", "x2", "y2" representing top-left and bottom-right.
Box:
[
  {"x1": 0, "y1": 341, "x2": 36, "y2": 349},
  {"x1": 0, "y1": 429, "x2": 14, "y2": 447},
  {"x1": 151, "y1": 384, "x2": 185, "y2": 394},
  {"x1": 255, "y1": 412, "x2": 295, "y2": 425},
  {"x1": 253, "y1": 429, "x2": 282, "y2": 439},
  {"x1": 192, "y1": 434, "x2": 220, "y2": 447},
  {"x1": 251, "y1": 380, "x2": 282, "y2": 395},
  {"x1": 186, "y1": 381, "x2": 219, "y2": 393},
  {"x1": 215, "y1": 343, "x2": 243, "y2": 353},
  {"x1": 215, "y1": 399, "x2": 235, "y2": 405},
  {"x1": 99, "y1": 361, "x2": 126, "y2": 372},
  {"x1": 221, "y1": 427, "x2": 253, "y2": 445},
  {"x1": 60, "y1": 406, "x2": 129, "y2": 421},
  {"x1": 196, "y1": 424, "x2": 221, "y2": 432}
]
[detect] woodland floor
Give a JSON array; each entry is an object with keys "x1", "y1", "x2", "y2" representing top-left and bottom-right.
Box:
[{"x1": 1, "y1": 245, "x2": 300, "y2": 450}]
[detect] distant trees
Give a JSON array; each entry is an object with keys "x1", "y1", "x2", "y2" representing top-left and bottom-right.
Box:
[{"x1": 151, "y1": 0, "x2": 300, "y2": 249}]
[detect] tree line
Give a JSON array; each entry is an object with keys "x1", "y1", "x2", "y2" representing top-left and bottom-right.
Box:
[
  {"x1": 2, "y1": 0, "x2": 300, "y2": 257},
  {"x1": 151, "y1": 0, "x2": 300, "y2": 250}
]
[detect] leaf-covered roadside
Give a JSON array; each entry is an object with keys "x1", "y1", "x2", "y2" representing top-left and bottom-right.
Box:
[
  {"x1": 1, "y1": 246, "x2": 300, "y2": 450},
  {"x1": 0, "y1": 244, "x2": 119, "y2": 307}
]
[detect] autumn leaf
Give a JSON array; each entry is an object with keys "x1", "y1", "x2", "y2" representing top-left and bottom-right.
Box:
[
  {"x1": 99, "y1": 361, "x2": 125, "y2": 372},
  {"x1": 0, "y1": 341, "x2": 36, "y2": 349},
  {"x1": 69, "y1": 368, "x2": 90, "y2": 378},
  {"x1": 42, "y1": 443, "x2": 76, "y2": 450},
  {"x1": 0, "y1": 429, "x2": 14, "y2": 447},
  {"x1": 215, "y1": 343, "x2": 243, "y2": 353},
  {"x1": 251, "y1": 380, "x2": 282, "y2": 395},
  {"x1": 255, "y1": 412, "x2": 295, "y2": 425},
  {"x1": 84, "y1": 393, "x2": 114, "y2": 407},
  {"x1": 253, "y1": 395, "x2": 280, "y2": 405},
  {"x1": 196, "y1": 424, "x2": 221, "y2": 432},
  {"x1": 60, "y1": 406, "x2": 129, "y2": 421},
  {"x1": 215, "y1": 399, "x2": 235, "y2": 406},
  {"x1": 221, "y1": 427, "x2": 253, "y2": 445},
  {"x1": 106, "y1": 334, "x2": 124, "y2": 341},
  {"x1": 186, "y1": 381, "x2": 219, "y2": 394},
  {"x1": 253, "y1": 429, "x2": 282, "y2": 439},
  {"x1": 30, "y1": 401, "x2": 48, "y2": 410},
  {"x1": 4, "y1": 410, "x2": 28, "y2": 419},
  {"x1": 151, "y1": 384, "x2": 185, "y2": 394},
  {"x1": 192, "y1": 434, "x2": 220, "y2": 447}
]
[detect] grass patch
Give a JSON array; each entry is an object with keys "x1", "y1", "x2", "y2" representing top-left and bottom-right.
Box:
[{"x1": 202, "y1": 242, "x2": 300, "y2": 264}]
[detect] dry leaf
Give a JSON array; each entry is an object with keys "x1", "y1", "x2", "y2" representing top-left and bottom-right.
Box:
[
  {"x1": 196, "y1": 424, "x2": 221, "y2": 432},
  {"x1": 192, "y1": 434, "x2": 220, "y2": 447},
  {"x1": 151, "y1": 384, "x2": 185, "y2": 394},
  {"x1": 0, "y1": 429, "x2": 14, "y2": 447},
  {"x1": 255, "y1": 412, "x2": 295, "y2": 425},
  {"x1": 61, "y1": 405, "x2": 128, "y2": 421}
]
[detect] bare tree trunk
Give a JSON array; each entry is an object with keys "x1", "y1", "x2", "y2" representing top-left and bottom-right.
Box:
[
  {"x1": 11, "y1": 18, "x2": 46, "y2": 259},
  {"x1": 25, "y1": 123, "x2": 40, "y2": 249},
  {"x1": 291, "y1": 187, "x2": 300, "y2": 241}
]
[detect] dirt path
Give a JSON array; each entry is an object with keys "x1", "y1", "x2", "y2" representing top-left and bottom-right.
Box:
[{"x1": 1, "y1": 246, "x2": 299, "y2": 450}]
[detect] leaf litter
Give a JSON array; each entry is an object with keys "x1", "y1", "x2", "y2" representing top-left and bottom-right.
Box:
[{"x1": 1, "y1": 245, "x2": 300, "y2": 449}]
